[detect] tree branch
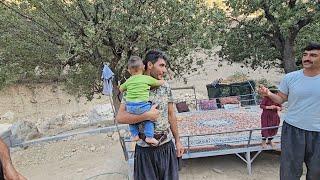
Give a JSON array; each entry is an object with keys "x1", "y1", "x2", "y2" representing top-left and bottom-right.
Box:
[
  {"x1": 93, "y1": 2, "x2": 103, "y2": 25},
  {"x1": 76, "y1": 0, "x2": 90, "y2": 21},
  {"x1": 36, "y1": 3, "x2": 66, "y2": 32},
  {"x1": 55, "y1": 1, "x2": 82, "y2": 29},
  {"x1": 261, "y1": 1, "x2": 285, "y2": 51},
  {"x1": 93, "y1": 46, "x2": 102, "y2": 61},
  {"x1": 102, "y1": 30, "x2": 123, "y2": 69},
  {"x1": 147, "y1": 0, "x2": 157, "y2": 6},
  {"x1": 61, "y1": 53, "x2": 79, "y2": 66},
  {"x1": 288, "y1": 0, "x2": 296, "y2": 9},
  {"x1": 0, "y1": 1, "x2": 59, "y2": 37},
  {"x1": 261, "y1": 1, "x2": 278, "y2": 29},
  {"x1": 289, "y1": 0, "x2": 320, "y2": 39},
  {"x1": 261, "y1": 31, "x2": 276, "y2": 47},
  {"x1": 289, "y1": 16, "x2": 313, "y2": 40}
]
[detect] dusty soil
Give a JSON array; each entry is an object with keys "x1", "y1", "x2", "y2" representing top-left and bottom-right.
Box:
[
  {"x1": 11, "y1": 133, "x2": 307, "y2": 180},
  {"x1": 0, "y1": 84, "x2": 109, "y2": 124}
]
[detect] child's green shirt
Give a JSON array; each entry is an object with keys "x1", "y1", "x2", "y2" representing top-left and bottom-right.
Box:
[{"x1": 120, "y1": 75, "x2": 158, "y2": 102}]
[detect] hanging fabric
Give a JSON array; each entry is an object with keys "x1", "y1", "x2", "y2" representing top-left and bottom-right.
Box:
[
  {"x1": 101, "y1": 65, "x2": 128, "y2": 159},
  {"x1": 101, "y1": 64, "x2": 114, "y2": 96}
]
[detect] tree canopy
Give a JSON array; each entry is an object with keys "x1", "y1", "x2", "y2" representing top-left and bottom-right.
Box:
[
  {"x1": 0, "y1": 0, "x2": 224, "y2": 99},
  {"x1": 219, "y1": 0, "x2": 320, "y2": 73}
]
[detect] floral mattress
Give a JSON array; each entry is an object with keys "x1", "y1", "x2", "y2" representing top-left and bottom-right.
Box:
[{"x1": 176, "y1": 106, "x2": 271, "y2": 150}]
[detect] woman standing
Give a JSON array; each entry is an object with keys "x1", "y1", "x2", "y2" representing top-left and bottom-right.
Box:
[{"x1": 260, "y1": 87, "x2": 282, "y2": 148}]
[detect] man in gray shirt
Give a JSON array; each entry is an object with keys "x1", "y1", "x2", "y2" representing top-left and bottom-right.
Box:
[{"x1": 259, "y1": 43, "x2": 320, "y2": 180}]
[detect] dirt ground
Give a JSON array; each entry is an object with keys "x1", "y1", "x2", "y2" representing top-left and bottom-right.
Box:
[
  {"x1": 10, "y1": 133, "x2": 282, "y2": 180},
  {"x1": 0, "y1": 84, "x2": 108, "y2": 124}
]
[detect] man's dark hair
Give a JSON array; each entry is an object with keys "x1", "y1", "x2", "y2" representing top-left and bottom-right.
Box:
[
  {"x1": 143, "y1": 50, "x2": 168, "y2": 70},
  {"x1": 304, "y1": 42, "x2": 320, "y2": 51}
]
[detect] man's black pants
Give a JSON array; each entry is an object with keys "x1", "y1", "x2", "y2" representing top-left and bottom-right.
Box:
[
  {"x1": 280, "y1": 121, "x2": 320, "y2": 180},
  {"x1": 134, "y1": 140, "x2": 179, "y2": 180}
]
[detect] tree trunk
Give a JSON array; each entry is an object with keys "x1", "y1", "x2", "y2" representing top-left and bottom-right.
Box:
[
  {"x1": 282, "y1": 40, "x2": 298, "y2": 73},
  {"x1": 111, "y1": 83, "x2": 121, "y2": 115}
]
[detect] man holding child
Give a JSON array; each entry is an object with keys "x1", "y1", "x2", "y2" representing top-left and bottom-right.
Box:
[{"x1": 116, "y1": 50, "x2": 184, "y2": 180}]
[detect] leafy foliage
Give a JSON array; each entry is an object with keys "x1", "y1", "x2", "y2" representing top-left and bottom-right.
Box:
[
  {"x1": 0, "y1": 0, "x2": 224, "y2": 99},
  {"x1": 219, "y1": 0, "x2": 320, "y2": 73}
]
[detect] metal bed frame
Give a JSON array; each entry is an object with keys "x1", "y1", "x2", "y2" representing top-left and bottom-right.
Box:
[
  {"x1": 180, "y1": 125, "x2": 281, "y2": 175},
  {"x1": 117, "y1": 85, "x2": 282, "y2": 179}
]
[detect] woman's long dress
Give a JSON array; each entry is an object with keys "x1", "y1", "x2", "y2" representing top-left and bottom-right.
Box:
[{"x1": 260, "y1": 97, "x2": 281, "y2": 138}]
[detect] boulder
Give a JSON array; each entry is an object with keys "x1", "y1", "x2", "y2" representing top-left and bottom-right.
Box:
[
  {"x1": 0, "y1": 111, "x2": 14, "y2": 120},
  {"x1": 88, "y1": 104, "x2": 114, "y2": 123},
  {"x1": 0, "y1": 124, "x2": 12, "y2": 146},
  {"x1": 11, "y1": 120, "x2": 41, "y2": 144},
  {"x1": 40, "y1": 114, "x2": 66, "y2": 132}
]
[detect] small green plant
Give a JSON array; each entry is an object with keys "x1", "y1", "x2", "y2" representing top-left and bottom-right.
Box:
[
  {"x1": 222, "y1": 72, "x2": 249, "y2": 84},
  {"x1": 255, "y1": 78, "x2": 273, "y2": 87}
]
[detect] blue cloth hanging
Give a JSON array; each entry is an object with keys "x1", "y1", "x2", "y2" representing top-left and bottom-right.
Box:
[{"x1": 101, "y1": 64, "x2": 114, "y2": 95}]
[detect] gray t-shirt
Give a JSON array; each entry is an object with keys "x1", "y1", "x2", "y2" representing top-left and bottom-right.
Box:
[{"x1": 278, "y1": 70, "x2": 320, "y2": 132}]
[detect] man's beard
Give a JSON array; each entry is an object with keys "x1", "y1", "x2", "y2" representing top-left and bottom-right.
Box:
[{"x1": 150, "y1": 71, "x2": 159, "y2": 79}]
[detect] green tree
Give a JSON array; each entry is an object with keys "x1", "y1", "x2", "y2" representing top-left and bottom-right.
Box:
[
  {"x1": 219, "y1": 0, "x2": 320, "y2": 73},
  {"x1": 0, "y1": 0, "x2": 224, "y2": 99}
]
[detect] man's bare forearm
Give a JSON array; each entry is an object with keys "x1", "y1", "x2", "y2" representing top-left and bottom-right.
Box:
[
  {"x1": 0, "y1": 139, "x2": 12, "y2": 168},
  {"x1": 267, "y1": 92, "x2": 287, "y2": 104},
  {"x1": 168, "y1": 103, "x2": 181, "y2": 143},
  {"x1": 0, "y1": 139, "x2": 27, "y2": 180},
  {"x1": 116, "y1": 103, "x2": 151, "y2": 124}
]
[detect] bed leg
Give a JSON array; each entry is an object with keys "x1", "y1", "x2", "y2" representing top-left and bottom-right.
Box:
[{"x1": 246, "y1": 151, "x2": 252, "y2": 175}]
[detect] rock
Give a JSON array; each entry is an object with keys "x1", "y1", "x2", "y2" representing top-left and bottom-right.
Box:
[
  {"x1": 26, "y1": 131, "x2": 40, "y2": 140},
  {"x1": 106, "y1": 131, "x2": 113, "y2": 138},
  {"x1": 0, "y1": 123, "x2": 12, "y2": 146},
  {"x1": 71, "y1": 148, "x2": 77, "y2": 153},
  {"x1": 51, "y1": 114, "x2": 66, "y2": 126},
  {"x1": 30, "y1": 98, "x2": 37, "y2": 104},
  {"x1": 212, "y1": 168, "x2": 224, "y2": 174},
  {"x1": 88, "y1": 104, "x2": 114, "y2": 123},
  {"x1": 1, "y1": 111, "x2": 14, "y2": 120},
  {"x1": 63, "y1": 154, "x2": 72, "y2": 158},
  {"x1": 90, "y1": 146, "x2": 96, "y2": 152},
  {"x1": 39, "y1": 114, "x2": 66, "y2": 132},
  {"x1": 21, "y1": 145, "x2": 29, "y2": 150},
  {"x1": 11, "y1": 120, "x2": 41, "y2": 144},
  {"x1": 77, "y1": 168, "x2": 84, "y2": 173},
  {"x1": 112, "y1": 132, "x2": 119, "y2": 141}
]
